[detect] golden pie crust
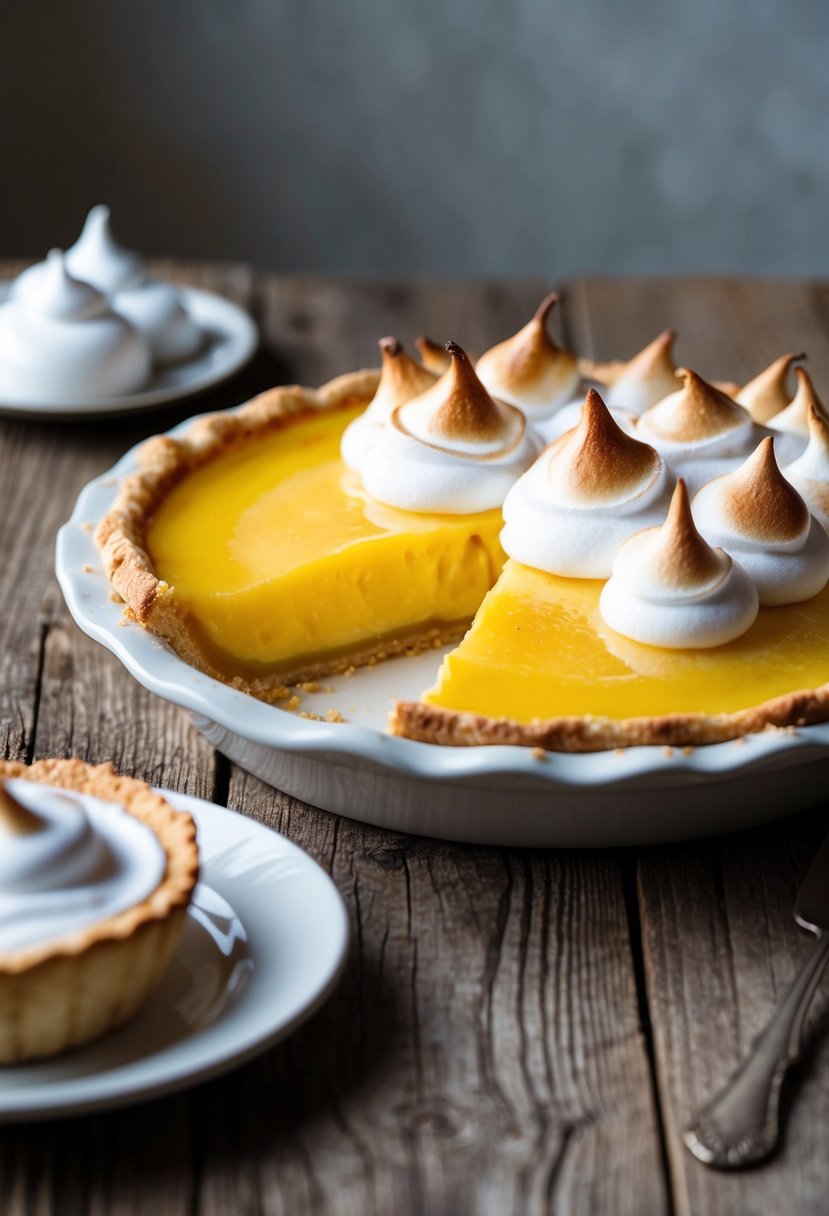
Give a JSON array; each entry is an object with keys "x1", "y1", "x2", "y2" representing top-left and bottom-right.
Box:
[
  {"x1": 0, "y1": 758, "x2": 199, "y2": 1063},
  {"x1": 391, "y1": 685, "x2": 829, "y2": 753}
]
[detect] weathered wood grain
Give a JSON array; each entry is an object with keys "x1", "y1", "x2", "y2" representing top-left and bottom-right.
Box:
[{"x1": 569, "y1": 277, "x2": 829, "y2": 1216}]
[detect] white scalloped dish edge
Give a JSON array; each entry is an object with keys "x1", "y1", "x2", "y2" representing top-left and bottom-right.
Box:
[{"x1": 56, "y1": 414, "x2": 829, "y2": 794}]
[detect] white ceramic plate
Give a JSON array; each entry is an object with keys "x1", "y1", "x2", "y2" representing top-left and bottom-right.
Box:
[
  {"x1": 0, "y1": 791, "x2": 348, "y2": 1121},
  {"x1": 0, "y1": 284, "x2": 258, "y2": 418},
  {"x1": 55, "y1": 419, "x2": 829, "y2": 848}
]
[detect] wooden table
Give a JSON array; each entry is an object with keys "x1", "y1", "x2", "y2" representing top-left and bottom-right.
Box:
[{"x1": 2, "y1": 265, "x2": 828, "y2": 1216}]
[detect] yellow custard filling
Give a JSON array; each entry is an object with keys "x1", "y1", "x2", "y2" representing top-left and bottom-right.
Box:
[
  {"x1": 423, "y1": 559, "x2": 829, "y2": 723},
  {"x1": 147, "y1": 406, "x2": 505, "y2": 673}
]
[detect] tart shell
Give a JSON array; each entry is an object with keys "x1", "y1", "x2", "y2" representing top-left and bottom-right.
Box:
[{"x1": 0, "y1": 759, "x2": 199, "y2": 1063}]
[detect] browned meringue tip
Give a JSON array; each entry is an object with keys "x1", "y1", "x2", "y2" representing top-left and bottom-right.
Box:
[
  {"x1": 415, "y1": 335, "x2": 452, "y2": 374},
  {"x1": 654, "y1": 479, "x2": 729, "y2": 589},
  {"x1": 551, "y1": 388, "x2": 661, "y2": 500},
  {"x1": 642, "y1": 367, "x2": 748, "y2": 441},
  {"x1": 808, "y1": 400, "x2": 829, "y2": 447},
  {"x1": 374, "y1": 336, "x2": 437, "y2": 401},
  {"x1": 533, "y1": 291, "x2": 561, "y2": 325},
  {"x1": 737, "y1": 352, "x2": 806, "y2": 422},
  {"x1": 396, "y1": 340, "x2": 524, "y2": 449},
  {"x1": 0, "y1": 780, "x2": 44, "y2": 835},
  {"x1": 725, "y1": 437, "x2": 809, "y2": 541}
]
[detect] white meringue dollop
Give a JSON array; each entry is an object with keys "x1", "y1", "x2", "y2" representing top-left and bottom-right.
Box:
[
  {"x1": 635, "y1": 369, "x2": 767, "y2": 493},
  {"x1": 692, "y1": 438, "x2": 829, "y2": 605},
  {"x1": 64, "y1": 204, "x2": 145, "y2": 293},
  {"x1": 784, "y1": 403, "x2": 829, "y2": 533},
  {"x1": 0, "y1": 251, "x2": 151, "y2": 401},
  {"x1": 341, "y1": 338, "x2": 437, "y2": 474},
  {"x1": 501, "y1": 389, "x2": 675, "y2": 578},
  {"x1": 0, "y1": 780, "x2": 166, "y2": 955},
  {"x1": 599, "y1": 480, "x2": 759, "y2": 649},
  {"x1": 362, "y1": 342, "x2": 540, "y2": 513},
  {"x1": 114, "y1": 278, "x2": 203, "y2": 364},
  {"x1": 475, "y1": 293, "x2": 580, "y2": 420}
]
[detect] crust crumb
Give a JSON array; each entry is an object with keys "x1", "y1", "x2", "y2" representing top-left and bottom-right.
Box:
[
  {"x1": 283, "y1": 695, "x2": 301, "y2": 712},
  {"x1": 296, "y1": 681, "x2": 322, "y2": 693},
  {"x1": 614, "y1": 748, "x2": 625, "y2": 758},
  {"x1": 662, "y1": 746, "x2": 674, "y2": 758},
  {"x1": 344, "y1": 665, "x2": 356, "y2": 677},
  {"x1": 82, "y1": 564, "x2": 94, "y2": 574},
  {"x1": 531, "y1": 747, "x2": 546, "y2": 761},
  {"x1": 82, "y1": 521, "x2": 94, "y2": 534},
  {"x1": 326, "y1": 709, "x2": 345, "y2": 723},
  {"x1": 682, "y1": 746, "x2": 694, "y2": 757}
]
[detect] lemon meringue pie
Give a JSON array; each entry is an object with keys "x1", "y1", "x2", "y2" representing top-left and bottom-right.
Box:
[
  {"x1": 0, "y1": 759, "x2": 197, "y2": 1063},
  {"x1": 97, "y1": 330, "x2": 829, "y2": 751}
]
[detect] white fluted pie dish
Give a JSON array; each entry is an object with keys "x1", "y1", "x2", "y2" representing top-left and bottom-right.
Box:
[{"x1": 56, "y1": 418, "x2": 829, "y2": 848}]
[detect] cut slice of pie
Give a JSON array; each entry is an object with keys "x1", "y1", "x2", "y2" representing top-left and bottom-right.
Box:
[
  {"x1": 391, "y1": 558, "x2": 829, "y2": 750},
  {"x1": 97, "y1": 369, "x2": 506, "y2": 700}
]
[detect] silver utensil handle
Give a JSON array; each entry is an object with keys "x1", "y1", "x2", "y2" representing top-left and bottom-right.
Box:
[{"x1": 685, "y1": 930, "x2": 829, "y2": 1169}]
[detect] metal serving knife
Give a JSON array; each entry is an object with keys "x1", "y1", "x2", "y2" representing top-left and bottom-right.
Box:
[{"x1": 685, "y1": 832, "x2": 829, "y2": 1169}]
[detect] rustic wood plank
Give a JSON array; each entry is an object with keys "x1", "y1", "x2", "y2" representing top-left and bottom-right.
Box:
[{"x1": 569, "y1": 277, "x2": 829, "y2": 1216}]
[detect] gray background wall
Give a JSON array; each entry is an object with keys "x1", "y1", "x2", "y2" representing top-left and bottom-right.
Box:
[{"x1": 2, "y1": 0, "x2": 827, "y2": 277}]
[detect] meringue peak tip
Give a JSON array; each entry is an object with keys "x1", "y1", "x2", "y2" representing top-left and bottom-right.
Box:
[
  {"x1": 0, "y1": 782, "x2": 44, "y2": 836},
  {"x1": 534, "y1": 291, "x2": 561, "y2": 323},
  {"x1": 445, "y1": 340, "x2": 471, "y2": 363},
  {"x1": 379, "y1": 336, "x2": 403, "y2": 357}
]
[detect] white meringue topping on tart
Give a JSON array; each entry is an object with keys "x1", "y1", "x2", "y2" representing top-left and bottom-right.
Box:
[
  {"x1": 599, "y1": 480, "x2": 758, "y2": 649},
  {"x1": 342, "y1": 337, "x2": 437, "y2": 473},
  {"x1": 0, "y1": 250, "x2": 151, "y2": 401},
  {"x1": 783, "y1": 402, "x2": 829, "y2": 533},
  {"x1": 693, "y1": 437, "x2": 829, "y2": 605},
  {"x1": 0, "y1": 779, "x2": 165, "y2": 955},
  {"x1": 635, "y1": 368, "x2": 766, "y2": 492},
  {"x1": 736, "y1": 352, "x2": 805, "y2": 423},
  {"x1": 475, "y1": 293, "x2": 580, "y2": 419},
  {"x1": 362, "y1": 341, "x2": 540, "y2": 513},
  {"x1": 501, "y1": 388, "x2": 674, "y2": 578}
]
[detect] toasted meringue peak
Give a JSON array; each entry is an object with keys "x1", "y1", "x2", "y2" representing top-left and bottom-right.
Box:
[
  {"x1": 784, "y1": 403, "x2": 829, "y2": 531},
  {"x1": 600, "y1": 481, "x2": 758, "y2": 649},
  {"x1": 638, "y1": 369, "x2": 748, "y2": 444},
  {"x1": 636, "y1": 480, "x2": 731, "y2": 595},
  {"x1": 768, "y1": 366, "x2": 827, "y2": 437},
  {"x1": 396, "y1": 342, "x2": 525, "y2": 454},
  {"x1": 737, "y1": 353, "x2": 806, "y2": 423},
  {"x1": 361, "y1": 342, "x2": 540, "y2": 513},
  {"x1": 415, "y1": 335, "x2": 453, "y2": 375},
  {"x1": 715, "y1": 437, "x2": 809, "y2": 543},
  {"x1": 693, "y1": 438, "x2": 829, "y2": 605},
  {"x1": 475, "y1": 293, "x2": 580, "y2": 418},
  {"x1": 0, "y1": 781, "x2": 45, "y2": 836},
  {"x1": 371, "y1": 337, "x2": 437, "y2": 415},
  {"x1": 548, "y1": 388, "x2": 662, "y2": 506},
  {"x1": 604, "y1": 330, "x2": 681, "y2": 416},
  {"x1": 340, "y1": 338, "x2": 437, "y2": 472},
  {"x1": 500, "y1": 389, "x2": 674, "y2": 578}
]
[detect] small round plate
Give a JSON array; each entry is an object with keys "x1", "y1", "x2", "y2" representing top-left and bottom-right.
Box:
[
  {"x1": 0, "y1": 791, "x2": 348, "y2": 1121},
  {"x1": 0, "y1": 284, "x2": 258, "y2": 418}
]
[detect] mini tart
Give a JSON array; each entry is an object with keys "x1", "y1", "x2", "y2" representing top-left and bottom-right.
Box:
[
  {"x1": 0, "y1": 759, "x2": 198, "y2": 1063},
  {"x1": 96, "y1": 370, "x2": 507, "y2": 699}
]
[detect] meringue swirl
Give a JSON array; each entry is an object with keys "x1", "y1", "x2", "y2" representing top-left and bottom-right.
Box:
[
  {"x1": 693, "y1": 437, "x2": 829, "y2": 605},
  {"x1": 635, "y1": 368, "x2": 767, "y2": 492},
  {"x1": 361, "y1": 342, "x2": 540, "y2": 513},
  {"x1": 475, "y1": 293, "x2": 580, "y2": 420},
  {"x1": 599, "y1": 480, "x2": 758, "y2": 649},
  {"x1": 0, "y1": 250, "x2": 151, "y2": 401},
  {"x1": 501, "y1": 389, "x2": 674, "y2": 578},
  {"x1": 341, "y1": 337, "x2": 437, "y2": 473},
  {"x1": 0, "y1": 779, "x2": 165, "y2": 955}
]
